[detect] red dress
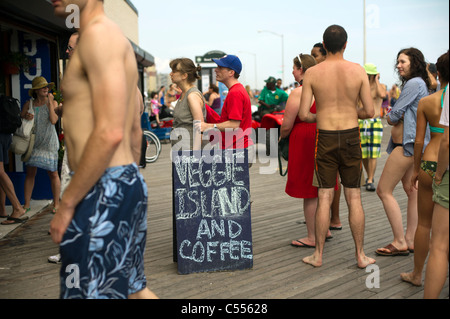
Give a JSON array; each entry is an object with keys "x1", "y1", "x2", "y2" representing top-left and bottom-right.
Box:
[{"x1": 285, "y1": 102, "x2": 318, "y2": 199}]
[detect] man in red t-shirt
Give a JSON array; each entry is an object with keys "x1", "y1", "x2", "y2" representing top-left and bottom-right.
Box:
[{"x1": 201, "y1": 55, "x2": 253, "y2": 152}]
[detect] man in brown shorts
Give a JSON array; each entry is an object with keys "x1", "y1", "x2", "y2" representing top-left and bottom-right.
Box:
[{"x1": 299, "y1": 25, "x2": 376, "y2": 269}]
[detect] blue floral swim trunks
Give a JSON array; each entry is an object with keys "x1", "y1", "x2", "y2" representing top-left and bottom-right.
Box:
[{"x1": 59, "y1": 163, "x2": 148, "y2": 299}]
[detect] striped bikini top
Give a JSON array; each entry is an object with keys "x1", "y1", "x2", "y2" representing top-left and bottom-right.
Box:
[{"x1": 429, "y1": 86, "x2": 447, "y2": 134}]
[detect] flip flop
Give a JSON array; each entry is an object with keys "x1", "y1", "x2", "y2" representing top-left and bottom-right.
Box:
[
  {"x1": 1, "y1": 216, "x2": 29, "y2": 225},
  {"x1": 376, "y1": 243, "x2": 410, "y2": 256},
  {"x1": 0, "y1": 215, "x2": 9, "y2": 219},
  {"x1": 291, "y1": 240, "x2": 315, "y2": 248},
  {"x1": 329, "y1": 226, "x2": 342, "y2": 230}
]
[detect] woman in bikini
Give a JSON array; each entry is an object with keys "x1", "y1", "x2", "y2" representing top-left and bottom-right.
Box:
[
  {"x1": 376, "y1": 48, "x2": 431, "y2": 256},
  {"x1": 400, "y1": 51, "x2": 448, "y2": 286}
]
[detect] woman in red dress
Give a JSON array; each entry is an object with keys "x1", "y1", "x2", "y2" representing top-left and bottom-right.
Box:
[{"x1": 280, "y1": 54, "x2": 332, "y2": 248}]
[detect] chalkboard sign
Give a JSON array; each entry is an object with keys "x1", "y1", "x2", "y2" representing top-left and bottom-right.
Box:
[{"x1": 172, "y1": 149, "x2": 253, "y2": 275}]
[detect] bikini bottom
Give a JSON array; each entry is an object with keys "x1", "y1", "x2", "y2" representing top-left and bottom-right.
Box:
[{"x1": 421, "y1": 160, "x2": 438, "y2": 179}]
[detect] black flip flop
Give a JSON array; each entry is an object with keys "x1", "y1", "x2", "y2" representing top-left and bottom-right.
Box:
[
  {"x1": 291, "y1": 240, "x2": 315, "y2": 248},
  {"x1": 1, "y1": 216, "x2": 29, "y2": 225}
]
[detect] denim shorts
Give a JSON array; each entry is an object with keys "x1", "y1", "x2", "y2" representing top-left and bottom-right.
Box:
[
  {"x1": 60, "y1": 163, "x2": 148, "y2": 299},
  {"x1": 433, "y1": 170, "x2": 449, "y2": 210}
]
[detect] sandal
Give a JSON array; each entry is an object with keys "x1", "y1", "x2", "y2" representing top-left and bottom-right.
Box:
[
  {"x1": 376, "y1": 243, "x2": 410, "y2": 256},
  {"x1": 1, "y1": 216, "x2": 29, "y2": 225}
]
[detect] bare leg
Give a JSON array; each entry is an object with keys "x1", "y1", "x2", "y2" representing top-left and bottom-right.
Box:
[
  {"x1": 402, "y1": 164, "x2": 418, "y2": 250},
  {"x1": 128, "y1": 287, "x2": 159, "y2": 299},
  {"x1": 424, "y1": 203, "x2": 449, "y2": 299},
  {"x1": 293, "y1": 198, "x2": 318, "y2": 247},
  {"x1": 24, "y1": 166, "x2": 37, "y2": 209},
  {"x1": 48, "y1": 170, "x2": 61, "y2": 210},
  {"x1": 376, "y1": 147, "x2": 413, "y2": 253},
  {"x1": 330, "y1": 179, "x2": 342, "y2": 229},
  {"x1": 401, "y1": 171, "x2": 433, "y2": 286},
  {"x1": 303, "y1": 188, "x2": 334, "y2": 267},
  {"x1": 344, "y1": 187, "x2": 376, "y2": 268},
  {"x1": 363, "y1": 158, "x2": 378, "y2": 185},
  {"x1": 0, "y1": 166, "x2": 26, "y2": 221}
]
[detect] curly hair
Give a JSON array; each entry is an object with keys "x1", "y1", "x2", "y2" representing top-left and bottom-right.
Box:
[{"x1": 396, "y1": 48, "x2": 431, "y2": 89}]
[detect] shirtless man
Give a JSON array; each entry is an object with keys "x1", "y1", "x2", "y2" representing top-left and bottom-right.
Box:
[
  {"x1": 50, "y1": 0, "x2": 157, "y2": 299},
  {"x1": 299, "y1": 25, "x2": 376, "y2": 269},
  {"x1": 359, "y1": 64, "x2": 387, "y2": 192}
]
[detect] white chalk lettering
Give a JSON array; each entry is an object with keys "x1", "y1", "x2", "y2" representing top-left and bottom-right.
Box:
[
  {"x1": 180, "y1": 220, "x2": 252, "y2": 263},
  {"x1": 175, "y1": 186, "x2": 250, "y2": 220},
  {"x1": 180, "y1": 239, "x2": 253, "y2": 263}
]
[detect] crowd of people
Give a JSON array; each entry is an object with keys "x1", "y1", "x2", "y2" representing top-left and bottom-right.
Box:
[{"x1": 0, "y1": 0, "x2": 448, "y2": 300}]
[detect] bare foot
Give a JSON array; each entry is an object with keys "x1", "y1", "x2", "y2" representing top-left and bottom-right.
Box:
[
  {"x1": 400, "y1": 272, "x2": 422, "y2": 287},
  {"x1": 303, "y1": 254, "x2": 322, "y2": 267},
  {"x1": 357, "y1": 255, "x2": 376, "y2": 269}
]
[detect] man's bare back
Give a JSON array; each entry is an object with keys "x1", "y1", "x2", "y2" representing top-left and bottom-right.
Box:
[
  {"x1": 62, "y1": 17, "x2": 138, "y2": 172},
  {"x1": 369, "y1": 76, "x2": 386, "y2": 119},
  {"x1": 300, "y1": 57, "x2": 374, "y2": 129},
  {"x1": 298, "y1": 25, "x2": 375, "y2": 269}
]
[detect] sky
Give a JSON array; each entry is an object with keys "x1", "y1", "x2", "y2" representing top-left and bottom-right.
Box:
[{"x1": 132, "y1": 0, "x2": 449, "y2": 91}]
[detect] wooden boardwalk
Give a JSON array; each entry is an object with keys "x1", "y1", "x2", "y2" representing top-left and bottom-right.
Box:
[{"x1": 0, "y1": 120, "x2": 448, "y2": 299}]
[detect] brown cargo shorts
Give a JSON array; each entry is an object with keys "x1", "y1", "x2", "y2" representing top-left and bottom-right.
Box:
[{"x1": 313, "y1": 127, "x2": 363, "y2": 189}]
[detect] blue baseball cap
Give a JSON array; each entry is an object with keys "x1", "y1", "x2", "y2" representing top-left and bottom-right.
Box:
[{"x1": 212, "y1": 55, "x2": 242, "y2": 75}]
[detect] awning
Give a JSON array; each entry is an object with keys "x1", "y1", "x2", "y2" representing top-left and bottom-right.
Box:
[{"x1": 130, "y1": 40, "x2": 154, "y2": 68}]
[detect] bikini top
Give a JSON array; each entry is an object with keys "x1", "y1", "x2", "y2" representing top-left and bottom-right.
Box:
[{"x1": 429, "y1": 86, "x2": 447, "y2": 134}]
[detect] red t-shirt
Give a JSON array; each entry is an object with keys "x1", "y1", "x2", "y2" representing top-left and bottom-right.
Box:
[{"x1": 219, "y1": 83, "x2": 253, "y2": 149}]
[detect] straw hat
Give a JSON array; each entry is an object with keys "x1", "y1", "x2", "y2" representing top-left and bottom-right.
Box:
[{"x1": 28, "y1": 76, "x2": 54, "y2": 97}]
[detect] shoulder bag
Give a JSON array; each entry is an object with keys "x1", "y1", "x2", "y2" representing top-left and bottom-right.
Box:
[{"x1": 278, "y1": 136, "x2": 289, "y2": 176}]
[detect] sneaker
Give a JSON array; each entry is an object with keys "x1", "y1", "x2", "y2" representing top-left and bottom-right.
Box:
[{"x1": 48, "y1": 253, "x2": 61, "y2": 264}]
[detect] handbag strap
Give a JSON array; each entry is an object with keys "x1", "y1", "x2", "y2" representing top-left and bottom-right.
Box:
[
  {"x1": 30, "y1": 99, "x2": 39, "y2": 134},
  {"x1": 278, "y1": 144, "x2": 288, "y2": 177}
]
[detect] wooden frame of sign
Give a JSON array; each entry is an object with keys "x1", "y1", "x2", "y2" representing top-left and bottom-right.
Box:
[{"x1": 172, "y1": 149, "x2": 253, "y2": 275}]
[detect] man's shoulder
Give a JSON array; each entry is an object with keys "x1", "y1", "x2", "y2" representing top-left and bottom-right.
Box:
[{"x1": 80, "y1": 16, "x2": 127, "y2": 49}]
